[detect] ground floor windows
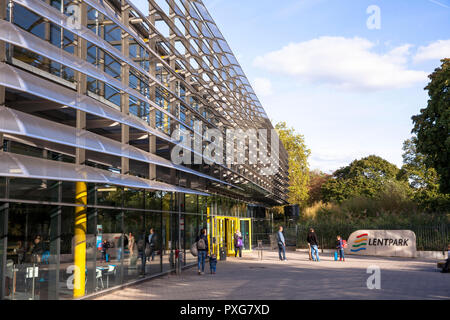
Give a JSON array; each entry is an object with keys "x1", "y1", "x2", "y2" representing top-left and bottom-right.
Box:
[
  {"x1": 0, "y1": 202, "x2": 210, "y2": 300},
  {"x1": 0, "y1": 177, "x2": 260, "y2": 300}
]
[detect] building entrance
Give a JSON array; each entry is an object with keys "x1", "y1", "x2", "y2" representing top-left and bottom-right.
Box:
[{"x1": 210, "y1": 216, "x2": 252, "y2": 260}]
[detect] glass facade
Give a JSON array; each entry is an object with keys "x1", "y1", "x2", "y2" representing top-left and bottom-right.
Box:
[
  {"x1": 0, "y1": 176, "x2": 259, "y2": 300},
  {"x1": 0, "y1": 0, "x2": 289, "y2": 300}
]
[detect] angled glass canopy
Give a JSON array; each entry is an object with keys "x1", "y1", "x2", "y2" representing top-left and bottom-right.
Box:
[
  {"x1": 0, "y1": 151, "x2": 209, "y2": 196},
  {"x1": 0, "y1": 63, "x2": 247, "y2": 188},
  {"x1": 0, "y1": 105, "x2": 237, "y2": 189}
]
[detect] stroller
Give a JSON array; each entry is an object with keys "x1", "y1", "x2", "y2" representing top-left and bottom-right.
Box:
[{"x1": 209, "y1": 253, "x2": 217, "y2": 274}]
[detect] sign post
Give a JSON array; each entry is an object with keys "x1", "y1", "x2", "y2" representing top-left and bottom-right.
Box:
[{"x1": 257, "y1": 240, "x2": 263, "y2": 260}]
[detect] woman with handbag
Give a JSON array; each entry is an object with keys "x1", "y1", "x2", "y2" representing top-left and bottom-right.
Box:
[{"x1": 234, "y1": 230, "x2": 243, "y2": 258}]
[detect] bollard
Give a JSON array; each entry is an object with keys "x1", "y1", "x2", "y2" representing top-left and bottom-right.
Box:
[{"x1": 257, "y1": 240, "x2": 263, "y2": 260}]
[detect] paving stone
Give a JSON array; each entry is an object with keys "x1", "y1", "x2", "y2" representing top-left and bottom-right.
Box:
[{"x1": 95, "y1": 251, "x2": 450, "y2": 300}]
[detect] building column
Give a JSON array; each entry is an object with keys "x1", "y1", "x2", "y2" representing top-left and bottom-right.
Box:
[
  {"x1": 148, "y1": 5, "x2": 157, "y2": 181},
  {"x1": 120, "y1": 0, "x2": 130, "y2": 176},
  {"x1": 0, "y1": 202, "x2": 8, "y2": 300},
  {"x1": 73, "y1": 0, "x2": 87, "y2": 298},
  {"x1": 0, "y1": 0, "x2": 8, "y2": 301},
  {"x1": 0, "y1": 0, "x2": 6, "y2": 107}
]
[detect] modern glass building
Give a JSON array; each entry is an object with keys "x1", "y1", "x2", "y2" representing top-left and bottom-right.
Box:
[{"x1": 0, "y1": 0, "x2": 289, "y2": 300}]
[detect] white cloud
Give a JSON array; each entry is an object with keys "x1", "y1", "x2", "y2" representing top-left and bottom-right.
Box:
[
  {"x1": 309, "y1": 151, "x2": 357, "y2": 174},
  {"x1": 428, "y1": 0, "x2": 450, "y2": 9},
  {"x1": 414, "y1": 40, "x2": 450, "y2": 62},
  {"x1": 252, "y1": 77, "x2": 273, "y2": 97},
  {"x1": 253, "y1": 36, "x2": 428, "y2": 91}
]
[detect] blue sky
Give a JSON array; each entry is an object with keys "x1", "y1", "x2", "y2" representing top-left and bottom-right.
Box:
[
  {"x1": 200, "y1": 0, "x2": 450, "y2": 172},
  {"x1": 136, "y1": 0, "x2": 450, "y2": 173}
]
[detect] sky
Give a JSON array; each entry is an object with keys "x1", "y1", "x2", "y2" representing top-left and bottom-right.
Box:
[
  {"x1": 201, "y1": 0, "x2": 450, "y2": 173},
  {"x1": 136, "y1": 0, "x2": 450, "y2": 173}
]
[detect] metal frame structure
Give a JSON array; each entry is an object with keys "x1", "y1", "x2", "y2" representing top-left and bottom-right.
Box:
[
  {"x1": 0, "y1": 0, "x2": 290, "y2": 300},
  {"x1": 0, "y1": 0, "x2": 289, "y2": 205}
]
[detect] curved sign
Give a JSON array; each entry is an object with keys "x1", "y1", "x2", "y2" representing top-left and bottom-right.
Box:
[{"x1": 345, "y1": 230, "x2": 417, "y2": 258}]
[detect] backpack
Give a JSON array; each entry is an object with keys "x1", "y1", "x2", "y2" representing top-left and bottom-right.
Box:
[
  {"x1": 190, "y1": 242, "x2": 198, "y2": 257},
  {"x1": 197, "y1": 238, "x2": 206, "y2": 250}
]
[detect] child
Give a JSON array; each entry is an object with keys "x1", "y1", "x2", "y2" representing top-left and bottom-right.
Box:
[
  {"x1": 209, "y1": 253, "x2": 217, "y2": 274},
  {"x1": 441, "y1": 244, "x2": 450, "y2": 273},
  {"x1": 336, "y1": 235, "x2": 345, "y2": 262}
]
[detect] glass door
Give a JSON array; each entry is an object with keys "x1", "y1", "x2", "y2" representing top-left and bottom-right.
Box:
[
  {"x1": 226, "y1": 218, "x2": 238, "y2": 256},
  {"x1": 240, "y1": 219, "x2": 252, "y2": 251}
]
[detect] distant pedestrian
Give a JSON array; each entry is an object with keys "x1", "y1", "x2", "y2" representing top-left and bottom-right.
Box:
[
  {"x1": 101, "y1": 239, "x2": 110, "y2": 262},
  {"x1": 336, "y1": 235, "x2": 345, "y2": 262},
  {"x1": 441, "y1": 244, "x2": 450, "y2": 273},
  {"x1": 30, "y1": 235, "x2": 44, "y2": 263},
  {"x1": 195, "y1": 228, "x2": 209, "y2": 275},
  {"x1": 277, "y1": 226, "x2": 287, "y2": 261},
  {"x1": 147, "y1": 228, "x2": 157, "y2": 262},
  {"x1": 234, "y1": 230, "x2": 243, "y2": 258},
  {"x1": 307, "y1": 228, "x2": 320, "y2": 262},
  {"x1": 128, "y1": 232, "x2": 135, "y2": 257},
  {"x1": 209, "y1": 253, "x2": 217, "y2": 274}
]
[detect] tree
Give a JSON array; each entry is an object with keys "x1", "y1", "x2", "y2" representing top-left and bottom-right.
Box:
[
  {"x1": 275, "y1": 122, "x2": 310, "y2": 207},
  {"x1": 321, "y1": 155, "x2": 405, "y2": 202},
  {"x1": 398, "y1": 138, "x2": 450, "y2": 212},
  {"x1": 412, "y1": 59, "x2": 450, "y2": 194},
  {"x1": 307, "y1": 169, "x2": 331, "y2": 205},
  {"x1": 398, "y1": 137, "x2": 439, "y2": 192}
]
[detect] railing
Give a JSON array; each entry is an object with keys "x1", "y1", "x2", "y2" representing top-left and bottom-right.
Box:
[
  {"x1": 292, "y1": 223, "x2": 450, "y2": 252},
  {"x1": 256, "y1": 223, "x2": 449, "y2": 252}
]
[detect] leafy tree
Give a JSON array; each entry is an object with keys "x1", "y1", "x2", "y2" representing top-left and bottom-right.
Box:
[
  {"x1": 398, "y1": 138, "x2": 450, "y2": 212},
  {"x1": 275, "y1": 122, "x2": 311, "y2": 207},
  {"x1": 307, "y1": 169, "x2": 331, "y2": 205},
  {"x1": 398, "y1": 138, "x2": 439, "y2": 193},
  {"x1": 321, "y1": 155, "x2": 406, "y2": 202},
  {"x1": 412, "y1": 59, "x2": 450, "y2": 194}
]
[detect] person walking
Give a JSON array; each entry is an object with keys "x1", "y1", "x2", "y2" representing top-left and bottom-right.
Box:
[
  {"x1": 234, "y1": 230, "x2": 243, "y2": 258},
  {"x1": 307, "y1": 228, "x2": 320, "y2": 262},
  {"x1": 147, "y1": 228, "x2": 157, "y2": 262},
  {"x1": 30, "y1": 235, "x2": 44, "y2": 263},
  {"x1": 101, "y1": 239, "x2": 110, "y2": 263},
  {"x1": 336, "y1": 235, "x2": 345, "y2": 262},
  {"x1": 277, "y1": 226, "x2": 287, "y2": 261},
  {"x1": 195, "y1": 228, "x2": 209, "y2": 275},
  {"x1": 128, "y1": 232, "x2": 135, "y2": 257}
]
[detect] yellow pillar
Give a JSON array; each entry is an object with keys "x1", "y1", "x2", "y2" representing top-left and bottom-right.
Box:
[
  {"x1": 206, "y1": 207, "x2": 211, "y2": 254},
  {"x1": 74, "y1": 182, "x2": 87, "y2": 298}
]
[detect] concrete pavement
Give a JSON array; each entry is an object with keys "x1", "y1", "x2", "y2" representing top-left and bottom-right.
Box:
[{"x1": 94, "y1": 250, "x2": 450, "y2": 300}]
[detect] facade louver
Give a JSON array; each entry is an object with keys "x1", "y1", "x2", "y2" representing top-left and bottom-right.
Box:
[{"x1": 0, "y1": 0, "x2": 289, "y2": 300}]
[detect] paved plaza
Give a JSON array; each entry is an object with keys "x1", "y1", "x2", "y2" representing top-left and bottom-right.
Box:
[{"x1": 94, "y1": 250, "x2": 450, "y2": 300}]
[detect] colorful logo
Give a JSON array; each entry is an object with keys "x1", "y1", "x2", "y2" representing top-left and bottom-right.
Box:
[{"x1": 351, "y1": 233, "x2": 368, "y2": 252}]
